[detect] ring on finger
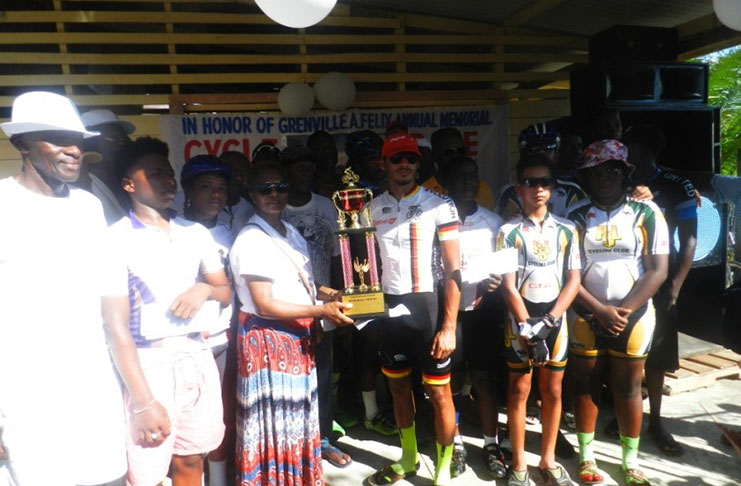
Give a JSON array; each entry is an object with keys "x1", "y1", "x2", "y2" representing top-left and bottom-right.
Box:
[{"x1": 151, "y1": 432, "x2": 160, "y2": 440}]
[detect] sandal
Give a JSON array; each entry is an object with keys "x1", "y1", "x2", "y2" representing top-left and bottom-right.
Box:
[
  {"x1": 624, "y1": 468, "x2": 651, "y2": 486},
  {"x1": 647, "y1": 424, "x2": 684, "y2": 457},
  {"x1": 321, "y1": 438, "x2": 352, "y2": 468},
  {"x1": 367, "y1": 462, "x2": 420, "y2": 486},
  {"x1": 578, "y1": 461, "x2": 604, "y2": 485},
  {"x1": 450, "y1": 442, "x2": 467, "y2": 477}
]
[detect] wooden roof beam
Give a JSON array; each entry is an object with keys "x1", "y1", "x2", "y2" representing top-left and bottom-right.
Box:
[{"x1": 501, "y1": 0, "x2": 568, "y2": 29}]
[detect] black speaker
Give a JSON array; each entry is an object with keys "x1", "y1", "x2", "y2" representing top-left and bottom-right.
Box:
[
  {"x1": 570, "y1": 63, "x2": 709, "y2": 118},
  {"x1": 589, "y1": 25, "x2": 678, "y2": 63}
]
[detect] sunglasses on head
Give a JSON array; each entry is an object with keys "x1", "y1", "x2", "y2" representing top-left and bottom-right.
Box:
[
  {"x1": 519, "y1": 177, "x2": 555, "y2": 188},
  {"x1": 388, "y1": 152, "x2": 421, "y2": 165},
  {"x1": 444, "y1": 145, "x2": 467, "y2": 156},
  {"x1": 253, "y1": 181, "x2": 289, "y2": 195}
]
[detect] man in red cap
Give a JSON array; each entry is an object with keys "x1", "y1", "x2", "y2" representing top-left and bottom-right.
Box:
[{"x1": 367, "y1": 133, "x2": 462, "y2": 486}]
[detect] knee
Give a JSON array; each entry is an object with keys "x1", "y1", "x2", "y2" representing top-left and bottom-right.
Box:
[
  {"x1": 172, "y1": 454, "x2": 204, "y2": 475},
  {"x1": 612, "y1": 375, "x2": 642, "y2": 398},
  {"x1": 508, "y1": 374, "x2": 531, "y2": 402},
  {"x1": 540, "y1": 380, "x2": 562, "y2": 403}
]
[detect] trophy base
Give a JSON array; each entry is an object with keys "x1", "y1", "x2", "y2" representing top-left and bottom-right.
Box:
[{"x1": 341, "y1": 291, "x2": 387, "y2": 319}]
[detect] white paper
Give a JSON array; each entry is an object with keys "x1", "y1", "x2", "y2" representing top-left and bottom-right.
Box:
[
  {"x1": 462, "y1": 247, "x2": 518, "y2": 283},
  {"x1": 140, "y1": 299, "x2": 221, "y2": 340},
  {"x1": 353, "y1": 303, "x2": 410, "y2": 330}
]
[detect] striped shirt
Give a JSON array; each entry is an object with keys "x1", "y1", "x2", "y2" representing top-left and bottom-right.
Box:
[
  {"x1": 567, "y1": 198, "x2": 669, "y2": 305},
  {"x1": 371, "y1": 185, "x2": 459, "y2": 295}
]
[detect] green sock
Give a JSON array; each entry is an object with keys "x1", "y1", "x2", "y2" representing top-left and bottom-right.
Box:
[
  {"x1": 620, "y1": 434, "x2": 640, "y2": 471},
  {"x1": 389, "y1": 422, "x2": 418, "y2": 475},
  {"x1": 512, "y1": 470, "x2": 528, "y2": 481},
  {"x1": 577, "y1": 431, "x2": 596, "y2": 463},
  {"x1": 434, "y1": 442, "x2": 454, "y2": 486},
  {"x1": 546, "y1": 467, "x2": 562, "y2": 479}
]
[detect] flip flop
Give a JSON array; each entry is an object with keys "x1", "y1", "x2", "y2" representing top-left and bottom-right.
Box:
[
  {"x1": 321, "y1": 438, "x2": 352, "y2": 468},
  {"x1": 647, "y1": 425, "x2": 684, "y2": 457},
  {"x1": 578, "y1": 461, "x2": 604, "y2": 485}
]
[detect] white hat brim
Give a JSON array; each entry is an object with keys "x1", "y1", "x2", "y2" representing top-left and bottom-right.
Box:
[
  {"x1": 1, "y1": 121, "x2": 100, "y2": 138},
  {"x1": 87, "y1": 119, "x2": 135, "y2": 135}
]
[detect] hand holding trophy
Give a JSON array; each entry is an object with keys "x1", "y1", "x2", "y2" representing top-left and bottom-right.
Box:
[{"x1": 332, "y1": 168, "x2": 387, "y2": 318}]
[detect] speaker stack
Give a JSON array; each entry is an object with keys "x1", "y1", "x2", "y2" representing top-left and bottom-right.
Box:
[{"x1": 570, "y1": 25, "x2": 731, "y2": 344}]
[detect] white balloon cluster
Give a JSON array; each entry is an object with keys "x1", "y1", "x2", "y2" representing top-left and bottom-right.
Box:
[
  {"x1": 714, "y1": 0, "x2": 741, "y2": 31},
  {"x1": 277, "y1": 72, "x2": 357, "y2": 116},
  {"x1": 255, "y1": 0, "x2": 337, "y2": 29}
]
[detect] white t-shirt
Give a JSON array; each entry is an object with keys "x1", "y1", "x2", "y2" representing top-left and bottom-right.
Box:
[
  {"x1": 106, "y1": 214, "x2": 225, "y2": 345},
  {"x1": 231, "y1": 214, "x2": 316, "y2": 316},
  {"x1": 173, "y1": 190, "x2": 255, "y2": 237},
  {"x1": 282, "y1": 193, "x2": 339, "y2": 288},
  {"x1": 0, "y1": 177, "x2": 127, "y2": 486},
  {"x1": 459, "y1": 206, "x2": 503, "y2": 310},
  {"x1": 90, "y1": 173, "x2": 126, "y2": 225},
  {"x1": 206, "y1": 223, "x2": 235, "y2": 346}
]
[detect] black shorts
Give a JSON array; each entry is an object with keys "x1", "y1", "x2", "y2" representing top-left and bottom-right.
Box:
[
  {"x1": 646, "y1": 290, "x2": 680, "y2": 372},
  {"x1": 505, "y1": 299, "x2": 569, "y2": 373},
  {"x1": 378, "y1": 292, "x2": 452, "y2": 385},
  {"x1": 458, "y1": 291, "x2": 508, "y2": 372}
]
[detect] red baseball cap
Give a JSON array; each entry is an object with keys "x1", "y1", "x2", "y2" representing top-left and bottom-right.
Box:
[{"x1": 382, "y1": 133, "x2": 421, "y2": 158}]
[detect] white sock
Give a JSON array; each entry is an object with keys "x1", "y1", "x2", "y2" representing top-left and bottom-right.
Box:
[
  {"x1": 362, "y1": 390, "x2": 379, "y2": 420},
  {"x1": 461, "y1": 383, "x2": 472, "y2": 396},
  {"x1": 483, "y1": 434, "x2": 498, "y2": 447},
  {"x1": 207, "y1": 459, "x2": 227, "y2": 486},
  {"x1": 454, "y1": 434, "x2": 464, "y2": 445}
]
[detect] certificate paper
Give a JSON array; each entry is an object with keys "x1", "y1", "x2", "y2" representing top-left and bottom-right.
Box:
[
  {"x1": 462, "y1": 247, "x2": 518, "y2": 283},
  {"x1": 140, "y1": 299, "x2": 220, "y2": 340}
]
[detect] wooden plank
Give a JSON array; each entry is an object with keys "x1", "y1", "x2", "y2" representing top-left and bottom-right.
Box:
[
  {"x1": 502, "y1": 0, "x2": 568, "y2": 28},
  {"x1": 0, "y1": 71, "x2": 569, "y2": 87},
  {"x1": 665, "y1": 367, "x2": 695, "y2": 380},
  {"x1": 678, "y1": 359, "x2": 713, "y2": 374},
  {"x1": 664, "y1": 367, "x2": 740, "y2": 395},
  {"x1": 710, "y1": 350, "x2": 741, "y2": 363},
  {"x1": 677, "y1": 13, "x2": 720, "y2": 39},
  {"x1": 687, "y1": 354, "x2": 737, "y2": 370},
  {"x1": 0, "y1": 94, "x2": 170, "y2": 107},
  {"x1": 0, "y1": 32, "x2": 582, "y2": 47},
  {"x1": 403, "y1": 14, "x2": 496, "y2": 35},
  {"x1": 2, "y1": 11, "x2": 399, "y2": 29},
  {"x1": 0, "y1": 51, "x2": 588, "y2": 65}
]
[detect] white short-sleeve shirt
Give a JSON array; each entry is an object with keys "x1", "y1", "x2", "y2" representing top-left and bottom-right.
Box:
[
  {"x1": 231, "y1": 214, "x2": 316, "y2": 315},
  {"x1": 0, "y1": 177, "x2": 127, "y2": 486},
  {"x1": 106, "y1": 213, "x2": 225, "y2": 345}
]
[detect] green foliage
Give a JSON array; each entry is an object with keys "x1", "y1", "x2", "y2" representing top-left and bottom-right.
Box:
[{"x1": 699, "y1": 47, "x2": 741, "y2": 175}]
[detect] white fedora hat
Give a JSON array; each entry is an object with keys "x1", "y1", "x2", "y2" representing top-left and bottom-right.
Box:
[
  {"x1": 1, "y1": 91, "x2": 99, "y2": 138},
  {"x1": 81, "y1": 109, "x2": 135, "y2": 135}
]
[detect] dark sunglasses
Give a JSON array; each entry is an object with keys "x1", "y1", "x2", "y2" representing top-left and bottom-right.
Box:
[
  {"x1": 519, "y1": 177, "x2": 555, "y2": 188},
  {"x1": 388, "y1": 153, "x2": 421, "y2": 165},
  {"x1": 444, "y1": 145, "x2": 467, "y2": 156},
  {"x1": 253, "y1": 181, "x2": 289, "y2": 195}
]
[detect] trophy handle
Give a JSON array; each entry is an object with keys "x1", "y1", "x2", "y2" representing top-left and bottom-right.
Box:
[
  {"x1": 362, "y1": 188, "x2": 374, "y2": 227},
  {"x1": 331, "y1": 192, "x2": 346, "y2": 230}
]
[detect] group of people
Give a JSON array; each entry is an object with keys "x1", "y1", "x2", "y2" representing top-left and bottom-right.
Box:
[{"x1": 0, "y1": 91, "x2": 702, "y2": 486}]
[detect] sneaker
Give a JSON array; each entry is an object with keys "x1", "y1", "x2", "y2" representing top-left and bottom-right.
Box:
[
  {"x1": 539, "y1": 465, "x2": 576, "y2": 486},
  {"x1": 562, "y1": 410, "x2": 576, "y2": 430},
  {"x1": 507, "y1": 469, "x2": 534, "y2": 486},
  {"x1": 481, "y1": 443, "x2": 507, "y2": 478},
  {"x1": 450, "y1": 442, "x2": 467, "y2": 478},
  {"x1": 364, "y1": 412, "x2": 398, "y2": 436}
]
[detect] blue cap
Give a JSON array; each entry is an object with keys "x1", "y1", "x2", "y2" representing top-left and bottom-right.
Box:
[{"x1": 181, "y1": 154, "x2": 232, "y2": 184}]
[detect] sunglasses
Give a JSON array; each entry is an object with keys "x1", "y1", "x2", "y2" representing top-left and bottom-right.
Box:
[
  {"x1": 253, "y1": 181, "x2": 289, "y2": 195},
  {"x1": 388, "y1": 153, "x2": 421, "y2": 165},
  {"x1": 519, "y1": 177, "x2": 555, "y2": 188},
  {"x1": 444, "y1": 145, "x2": 467, "y2": 156}
]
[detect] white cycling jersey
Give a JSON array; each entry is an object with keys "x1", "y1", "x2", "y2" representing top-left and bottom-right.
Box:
[
  {"x1": 566, "y1": 197, "x2": 669, "y2": 305},
  {"x1": 496, "y1": 212, "x2": 581, "y2": 303},
  {"x1": 371, "y1": 185, "x2": 459, "y2": 295}
]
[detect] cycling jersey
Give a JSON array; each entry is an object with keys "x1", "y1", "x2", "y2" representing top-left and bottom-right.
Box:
[
  {"x1": 497, "y1": 179, "x2": 586, "y2": 220},
  {"x1": 496, "y1": 212, "x2": 581, "y2": 303},
  {"x1": 567, "y1": 198, "x2": 669, "y2": 306},
  {"x1": 459, "y1": 206, "x2": 503, "y2": 310},
  {"x1": 646, "y1": 167, "x2": 697, "y2": 261},
  {"x1": 371, "y1": 185, "x2": 459, "y2": 295}
]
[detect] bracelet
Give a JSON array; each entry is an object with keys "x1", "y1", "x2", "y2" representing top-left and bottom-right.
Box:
[{"x1": 133, "y1": 398, "x2": 156, "y2": 415}]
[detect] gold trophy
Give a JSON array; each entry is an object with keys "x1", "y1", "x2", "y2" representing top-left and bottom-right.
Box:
[{"x1": 332, "y1": 168, "x2": 386, "y2": 318}]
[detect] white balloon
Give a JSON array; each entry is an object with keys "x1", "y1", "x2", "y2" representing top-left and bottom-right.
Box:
[
  {"x1": 714, "y1": 0, "x2": 741, "y2": 31},
  {"x1": 255, "y1": 0, "x2": 337, "y2": 29},
  {"x1": 314, "y1": 72, "x2": 356, "y2": 111},
  {"x1": 278, "y1": 83, "x2": 314, "y2": 116}
]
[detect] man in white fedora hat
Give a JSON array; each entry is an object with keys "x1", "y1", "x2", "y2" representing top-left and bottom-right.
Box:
[
  {"x1": 75, "y1": 109, "x2": 136, "y2": 224},
  {"x1": 0, "y1": 92, "x2": 169, "y2": 486}
]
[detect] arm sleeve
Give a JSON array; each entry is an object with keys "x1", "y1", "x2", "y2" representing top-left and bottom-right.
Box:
[{"x1": 231, "y1": 229, "x2": 279, "y2": 281}]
